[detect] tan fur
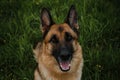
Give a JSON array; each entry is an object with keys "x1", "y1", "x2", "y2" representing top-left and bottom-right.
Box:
[{"x1": 33, "y1": 23, "x2": 83, "y2": 80}]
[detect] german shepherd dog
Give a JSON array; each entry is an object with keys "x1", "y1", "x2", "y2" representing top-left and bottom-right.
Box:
[{"x1": 33, "y1": 5, "x2": 83, "y2": 80}]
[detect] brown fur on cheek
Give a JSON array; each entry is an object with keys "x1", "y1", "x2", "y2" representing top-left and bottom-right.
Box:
[
  {"x1": 72, "y1": 40, "x2": 79, "y2": 51},
  {"x1": 71, "y1": 43, "x2": 83, "y2": 72},
  {"x1": 33, "y1": 42, "x2": 42, "y2": 62},
  {"x1": 40, "y1": 42, "x2": 60, "y2": 72},
  {"x1": 45, "y1": 43, "x2": 53, "y2": 54}
]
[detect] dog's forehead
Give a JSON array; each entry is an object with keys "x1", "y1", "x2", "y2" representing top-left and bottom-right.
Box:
[
  {"x1": 45, "y1": 23, "x2": 77, "y2": 42},
  {"x1": 58, "y1": 26, "x2": 64, "y2": 32},
  {"x1": 50, "y1": 23, "x2": 72, "y2": 32}
]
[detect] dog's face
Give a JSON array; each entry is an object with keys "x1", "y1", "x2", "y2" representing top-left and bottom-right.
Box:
[
  {"x1": 44, "y1": 23, "x2": 78, "y2": 72},
  {"x1": 39, "y1": 6, "x2": 80, "y2": 73}
]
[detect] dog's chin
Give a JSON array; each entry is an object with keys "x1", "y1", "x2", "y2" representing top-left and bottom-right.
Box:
[{"x1": 57, "y1": 56, "x2": 72, "y2": 72}]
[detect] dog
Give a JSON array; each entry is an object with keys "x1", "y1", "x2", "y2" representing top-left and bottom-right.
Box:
[{"x1": 33, "y1": 5, "x2": 83, "y2": 80}]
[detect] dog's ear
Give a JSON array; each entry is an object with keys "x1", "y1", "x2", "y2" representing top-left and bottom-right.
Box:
[
  {"x1": 65, "y1": 5, "x2": 79, "y2": 30},
  {"x1": 40, "y1": 8, "x2": 54, "y2": 34}
]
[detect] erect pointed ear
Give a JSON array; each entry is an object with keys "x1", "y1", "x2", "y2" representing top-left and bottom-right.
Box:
[
  {"x1": 65, "y1": 5, "x2": 79, "y2": 30},
  {"x1": 40, "y1": 8, "x2": 54, "y2": 34}
]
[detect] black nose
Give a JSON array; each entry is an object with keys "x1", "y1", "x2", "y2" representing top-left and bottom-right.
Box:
[
  {"x1": 60, "y1": 54, "x2": 71, "y2": 61},
  {"x1": 60, "y1": 48, "x2": 72, "y2": 61}
]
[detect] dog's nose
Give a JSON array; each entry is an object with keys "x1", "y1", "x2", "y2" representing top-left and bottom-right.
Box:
[
  {"x1": 60, "y1": 48, "x2": 71, "y2": 61},
  {"x1": 60, "y1": 54, "x2": 71, "y2": 61}
]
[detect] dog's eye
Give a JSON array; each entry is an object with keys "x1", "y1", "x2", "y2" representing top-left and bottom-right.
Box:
[
  {"x1": 65, "y1": 32, "x2": 73, "y2": 42},
  {"x1": 49, "y1": 35, "x2": 59, "y2": 44}
]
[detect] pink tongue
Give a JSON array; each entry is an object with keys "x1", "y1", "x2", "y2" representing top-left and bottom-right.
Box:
[{"x1": 60, "y1": 61, "x2": 70, "y2": 70}]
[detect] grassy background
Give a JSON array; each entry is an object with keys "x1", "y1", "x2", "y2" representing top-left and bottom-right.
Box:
[{"x1": 0, "y1": 0, "x2": 120, "y2": 80}]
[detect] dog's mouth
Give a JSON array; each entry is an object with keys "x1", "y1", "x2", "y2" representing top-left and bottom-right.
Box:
[{"x1": 57, "y1": 55, "x2": 72, "y2": 72}]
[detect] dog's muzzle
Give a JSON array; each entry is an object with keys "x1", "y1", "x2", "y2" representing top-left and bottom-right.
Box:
[{"x1": 57, "y1": 48, "x2": 72, "y2": 72}]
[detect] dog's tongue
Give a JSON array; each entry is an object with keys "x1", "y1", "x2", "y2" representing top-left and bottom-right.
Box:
[{"x1": 60, "y1": 61, "x2": 70, "y2": 70}]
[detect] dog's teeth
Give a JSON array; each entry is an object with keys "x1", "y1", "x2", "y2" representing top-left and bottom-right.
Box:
[
  {"x1": 69, "y1": 64, "x2": 71, "y2": 67},
  {"x1": 60, "y1": 61, "x2": 71, "y2": 71}
]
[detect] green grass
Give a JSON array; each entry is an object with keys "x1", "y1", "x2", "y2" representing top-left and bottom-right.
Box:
[{"x1": 0, "y1": 0, "x2": 120, "y2": 80}]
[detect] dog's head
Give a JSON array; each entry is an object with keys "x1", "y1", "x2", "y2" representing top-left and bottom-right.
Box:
[{"x1": 37, "y1": 5, "x2": 80, "y2": 72}]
